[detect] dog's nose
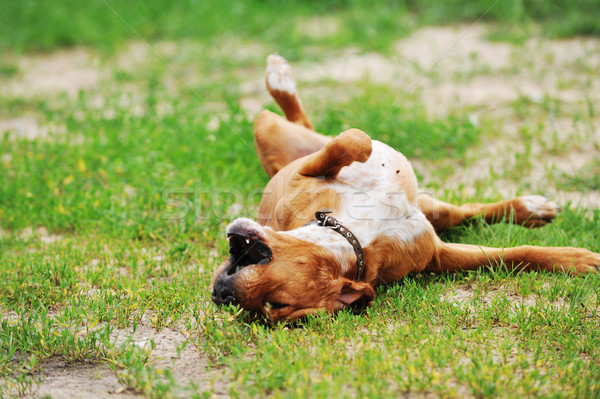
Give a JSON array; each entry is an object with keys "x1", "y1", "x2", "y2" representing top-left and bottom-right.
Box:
[{"x1": 212, "y1": 282, "x2": 236, "y2": 305}]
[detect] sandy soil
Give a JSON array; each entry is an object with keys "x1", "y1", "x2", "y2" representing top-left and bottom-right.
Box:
[
  {"x1": 441, "y1": 286, "x2": 568, "y2": 312},
  {"x1": 2, "y1": 48, "x2": 101, "y2": 98},
  {"x1": 19, "y1": 320, "x2": 229, "y2": 399},
  {"x1": 23, "y1": 358, "x2": 137, "y2": 399}
]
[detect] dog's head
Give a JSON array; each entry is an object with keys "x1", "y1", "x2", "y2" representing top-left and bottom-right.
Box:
[{"x1": 211, "y1": 218, "x2": 374, "y2": 321}]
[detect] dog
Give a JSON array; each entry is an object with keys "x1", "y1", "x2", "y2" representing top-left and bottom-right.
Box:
[{"x1": 211, "y1": 54, "x2": 600, "y2": 321}]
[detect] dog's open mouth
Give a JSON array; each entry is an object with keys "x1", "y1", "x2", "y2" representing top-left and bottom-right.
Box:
[{"x1": 227, "y1": 233, "x2": 273, "y2": 275}]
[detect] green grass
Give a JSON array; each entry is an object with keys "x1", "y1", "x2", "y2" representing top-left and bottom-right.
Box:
[
  {"x1": 0, "y1": 86, "x2": 479, "y2": 236},
  {"x1": 561, "y1": 158, "x2": 600, "y2": 191},
  {"x1": 2, "y1": 1, "x2": 600, "y2": 397},
  {"x1": 1, "y1": 86, "x2": 599, "y2": 397},
  {"x1": 0, "y1": 68, "x2": 493, "y2": 397},
  {"x1": 2, "y1": 0, "x2": 600, "y2": 54},
  {"x1": 315, "y1": 86, "x2": 480, "y2": 160}
]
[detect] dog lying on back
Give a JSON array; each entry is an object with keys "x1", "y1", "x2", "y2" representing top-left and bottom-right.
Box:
[{"x1": 212, "y1": 54, "x2": 600, "y2": 321}]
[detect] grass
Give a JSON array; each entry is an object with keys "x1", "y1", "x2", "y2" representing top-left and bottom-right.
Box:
[
  {"x1": 0, "y1": 85, "x2": 480, "y2": 236},
  {"x1": 561, "y1": 158, "x2": 600, "y2": 191},
  {"x1": 2, "y1": 0, "x2": 600, "y2": 54},
  {"x1": 1, "y1": 1, "x2": 600, "y2": 398}
]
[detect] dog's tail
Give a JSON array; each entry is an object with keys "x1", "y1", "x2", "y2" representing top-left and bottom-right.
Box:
[{"x1": 265, "y1": 54, "x2": 314, "y2": 130}]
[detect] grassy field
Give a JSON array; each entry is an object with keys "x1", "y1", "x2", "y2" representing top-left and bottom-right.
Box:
[
  {"x1": 1, "y1": 1, "x2": 600, "y2": 398},
  {"x1": 2, "y1": 0, "x2": 600, "y2": 54}
]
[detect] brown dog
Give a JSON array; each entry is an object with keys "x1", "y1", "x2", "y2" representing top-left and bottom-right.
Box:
[{"x1": 211, "y1": 54, "x2": 600, "y2": 321}]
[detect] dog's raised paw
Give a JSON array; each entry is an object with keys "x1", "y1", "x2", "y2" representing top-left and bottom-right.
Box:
[
  {"x1": 266, "y1": 54, "x2": 297, "y2": 95},
  {"x1": 513, "y1": 195, "x2": 561, "y2": 228}
]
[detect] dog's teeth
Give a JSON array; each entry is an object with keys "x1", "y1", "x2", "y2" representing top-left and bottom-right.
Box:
[{"x1": 245, "y1": 238, "x2": 250, "y2": 244}]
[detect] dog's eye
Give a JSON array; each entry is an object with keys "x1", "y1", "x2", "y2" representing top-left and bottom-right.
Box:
[{"x1": 265, "y1": 301, "x2": 289, "y2": 310}]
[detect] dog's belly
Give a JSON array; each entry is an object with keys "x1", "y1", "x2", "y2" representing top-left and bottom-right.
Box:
[
  {"x1": 336, "y1": 140, "x2": 416, "y2": 197},
  {"x1": 330, "y1": 141, "x2": 429, "y2": 247}
]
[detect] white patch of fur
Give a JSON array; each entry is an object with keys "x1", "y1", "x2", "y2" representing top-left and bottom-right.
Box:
[
  {"x1": 266, "y1": 55, "x2": 297, "y2": 94},
  {"x1": 284, "y1": 225, "x2": 355, "y2": 274},
  {"x1": 226, "y1": 218, "x2": 265, "y2": 236},
  {"x1": 520, "y1": 195, "x2": 558, "y2": 216},
  {"x1": 266, "y1": 69, "x2": 297, "y2": 94}
]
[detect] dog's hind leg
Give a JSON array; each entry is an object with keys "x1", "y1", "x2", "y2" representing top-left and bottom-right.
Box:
[
  {"x1": 428, "y1": 241, "x2": 599, "y2": 275},
  {"x1": 254, "y1": 110, "x2": 331, "y2": 177},
  {"x1": 266, "y1": 53, "x2": 313, "y2": 129},
  {"x1": 254, "y1": 54, "x2": 333, "y2": 177},
  {"x1": 418, "y1": 194, "x2": 561, "y2": 231}
]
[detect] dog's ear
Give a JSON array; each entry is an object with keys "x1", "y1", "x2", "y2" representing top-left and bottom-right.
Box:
[{"x1": 331, "y1": 277, "x2": 374, "y2": 310}]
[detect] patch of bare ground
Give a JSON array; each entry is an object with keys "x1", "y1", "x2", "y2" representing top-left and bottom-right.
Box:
[
  {"x1": 19, "y1": 226, "x2": 65, "y2": 244},
  {"x1": 22, "y1": 358, "x2": 137, "y2": 399},
  {"x1": 397, "y1": 27, "x2": 600, "y2": 204},
  {"x1": 295, "y1": 16, "x2": 341, "y2": 40},
  {"x1": 0, "y1": 115, "x2": 67, "y2": 140},
  {"x1": 442, "y1": 283, "x2": 599, "y2": 316},
  {"x1": 2, "y1": 48, "x2": 102, "y2": 98},
  {"x1": 441, "y1": 286, "x2": 569, "y2": 311},
  {"x1": 0, "y1": 48, "x2": 98, "y2": 141},
  {"x1": 296, "y1": 49, "x2": 403, "y2": 85},
  {"x1": 113, "y1": 321, "x2": 228, "y2": 395},
  {"x1": 24, "y1": 319, "x2": 229, "y2": 398}
]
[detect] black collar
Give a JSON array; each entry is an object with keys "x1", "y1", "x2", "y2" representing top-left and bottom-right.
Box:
[{"x1": 313, "y1": 209, "x2": 366, "y2": 281}]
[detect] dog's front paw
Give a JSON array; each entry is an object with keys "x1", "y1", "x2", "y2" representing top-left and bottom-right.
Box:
[
  {"x1": 511, "y1": 195, "x2": 561, "y2": 228},
  {"x1": 334, "y1": 128, "x2": 372, "y2": 163}
]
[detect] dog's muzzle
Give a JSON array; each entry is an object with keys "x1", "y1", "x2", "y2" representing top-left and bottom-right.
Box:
[{"x1": 212, "y1": 273, "x2": 237, "y2": 305}]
